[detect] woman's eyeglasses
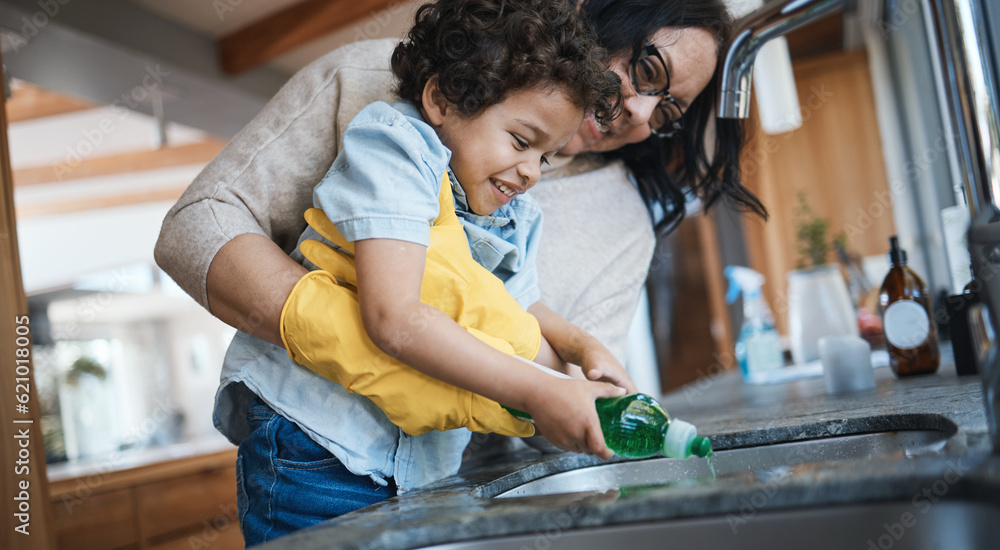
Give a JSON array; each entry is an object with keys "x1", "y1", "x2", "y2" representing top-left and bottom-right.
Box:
[{"x1": 628, "y1": 42, "x2": 684, "y2": 138}]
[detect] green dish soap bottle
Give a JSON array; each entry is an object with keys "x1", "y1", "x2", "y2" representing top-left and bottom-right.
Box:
[
  {"x1": 595, "y1": 393, "x2": 712, "y2": 459},
  {"x1": 504, "y1": 384, "x2": 711, "y2": 459}
]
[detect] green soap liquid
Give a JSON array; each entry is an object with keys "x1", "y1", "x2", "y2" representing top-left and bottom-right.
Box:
[
  {"x1": 505, "y1": 393, "x2": 712, "y2": 460},
  {"x1": 594, "y1": 394, "x2": 670, "y2": 459}
]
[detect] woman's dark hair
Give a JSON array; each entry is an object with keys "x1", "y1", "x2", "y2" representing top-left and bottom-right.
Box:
[
  {"x1": 580, "y1": 0, "x2": 768, "y2": 235},
  {"x1": 392, "y1": 0, "x2": 621, "y2": 127}
]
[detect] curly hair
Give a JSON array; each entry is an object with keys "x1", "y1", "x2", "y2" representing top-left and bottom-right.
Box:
[{"x1": 391, "y1": 0, "x2": 621, "y2": 126}]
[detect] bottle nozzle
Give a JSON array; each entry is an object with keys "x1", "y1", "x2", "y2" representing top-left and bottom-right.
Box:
[
  {"x1": 888, "y1": 235, "x2": 906, "y2": 265},
  {"x1": 691, "y1": 436, "x2": 713, "y2": 458},
  {"x1": 664, "y1": 419, "x2": 708, "y2": 459},
  {"x1": 724, "y1": 265, "x2": 765, "y2": 304}
]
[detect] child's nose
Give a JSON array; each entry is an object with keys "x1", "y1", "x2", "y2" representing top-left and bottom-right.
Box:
[{"x1": 517, "y1": 160, "x2": 541, "y2": 186}]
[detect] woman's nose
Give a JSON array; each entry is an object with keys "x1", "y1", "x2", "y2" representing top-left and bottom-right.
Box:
[{"x1": 621, "y1": 93, "x2": 659, "y2": 135}]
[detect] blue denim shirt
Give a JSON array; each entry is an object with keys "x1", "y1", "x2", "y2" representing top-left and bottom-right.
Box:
[
  {"x1": 301, "y1": 100, "x2": 541, "y2": 307},
  {"x1": 214, "y1": 100, "x2": 543, "y2": 491}
]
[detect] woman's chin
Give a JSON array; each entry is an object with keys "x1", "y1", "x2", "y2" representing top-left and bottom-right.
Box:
[
  {"x1": 560, "y1": 117, "x2": 605, "y2": 156},
  {"x1": 558, "y1": 135, "x2": 588, "y2": 156},
  {"x1": 566, "y1": 135, "x2": 624, "y2": 155}
]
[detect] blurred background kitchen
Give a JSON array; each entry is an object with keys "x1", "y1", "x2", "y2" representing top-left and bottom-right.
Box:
[{"x1": 2, "y1": 0, "x2": 998, "y2": 548}]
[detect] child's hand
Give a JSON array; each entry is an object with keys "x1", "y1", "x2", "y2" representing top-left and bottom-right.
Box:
[
  {"x1": 525, "y1": 378, "x2": 626, "y2": 459},
  {"x1": 578, "y1": 343, "x2": 638, "y2": 395}
]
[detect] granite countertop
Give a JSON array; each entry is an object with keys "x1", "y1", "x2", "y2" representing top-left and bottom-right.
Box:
[{"x1": 258, "y1": 358, "x2": 999, "y2": 550}]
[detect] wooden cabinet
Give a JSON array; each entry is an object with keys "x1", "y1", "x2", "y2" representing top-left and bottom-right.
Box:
[
  {"x1": 135, "y1": 465, "x2": 237, "y2": 544},
  {"x1": 650, "y1": 213, "x2": 737, "y2": 392},
  {"x1": 147, "y1": 528, "x2": 244, "y2": 550},
  {"x1": 50, "y1": 488, "x2": 139, "y2": 550},
  {"x1": 48, "y1": 449, "x2": 240, "y2": 550}
]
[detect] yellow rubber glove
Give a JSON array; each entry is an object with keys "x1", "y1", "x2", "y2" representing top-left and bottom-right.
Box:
[{"x1": 280, "y1": 172, "x2": 540, "y2": 437}]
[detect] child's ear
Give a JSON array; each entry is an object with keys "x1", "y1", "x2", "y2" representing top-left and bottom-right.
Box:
[{"x1": 421, "y1": 75, "x2": 450, "y2": 126}]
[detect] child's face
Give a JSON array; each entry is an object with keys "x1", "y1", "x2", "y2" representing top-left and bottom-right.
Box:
[{"x1": 428, "y1": 85, "x2": 584, "y2": 216}]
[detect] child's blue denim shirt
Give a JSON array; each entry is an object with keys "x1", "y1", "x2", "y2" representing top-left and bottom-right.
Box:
[{"x1": 214, "y1": 100, "x2": 543, "y2": 492}]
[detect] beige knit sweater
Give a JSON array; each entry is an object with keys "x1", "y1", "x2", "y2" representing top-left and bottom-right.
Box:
[{"x1": 154, "y1": 38, "x2": 655, "y2": 361}]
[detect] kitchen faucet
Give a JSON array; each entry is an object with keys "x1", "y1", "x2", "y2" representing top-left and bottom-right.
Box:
[
  {"x1": 718, "y1": 0, "x2": 843, "y2": 119},
  {"x1": 718, "y1": 0, "x2": 1000, "y2": 453}
]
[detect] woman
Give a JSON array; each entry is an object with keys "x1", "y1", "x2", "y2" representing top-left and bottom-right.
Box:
[
  {"x1": 156, "y1": 0, "x2": 764, "y2": 361},
  {"x1": 154, "y1": 0, "x2": 765, "y2": 537}
]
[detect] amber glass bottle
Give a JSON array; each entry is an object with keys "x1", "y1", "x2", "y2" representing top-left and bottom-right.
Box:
[{"x1": 879, "y1": 236, "x2": 940, "y2": 376}]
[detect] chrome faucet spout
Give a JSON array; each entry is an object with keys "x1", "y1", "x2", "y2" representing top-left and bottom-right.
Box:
[{"x1": 718, "y1": 0, "x2": 844, "y2": 119}]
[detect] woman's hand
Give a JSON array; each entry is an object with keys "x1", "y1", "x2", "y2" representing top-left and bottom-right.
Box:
[
  {"x1": 528, "y1": 302, "x2": 639, "y2": 394},
  {"x1": 525, "y1": 378, "x2": 626, "y2": 459},
  {"x1": 577, "y1": 342, "x2": 638, "y2": 395}
]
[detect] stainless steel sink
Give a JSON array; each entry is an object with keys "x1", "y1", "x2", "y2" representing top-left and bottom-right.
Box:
[
  {"x1": 495, "y1": 430, "x2": 950, "y2": 498},
  {"x1": 423, "y1": 500, "x2": 999, "y2": 550},
  {"x1": 411, "y1": 429, "x2": 996, "y2": 550}
]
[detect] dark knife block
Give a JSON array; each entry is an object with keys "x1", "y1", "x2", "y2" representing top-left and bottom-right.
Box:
[{"x1": 946, "y1": 291, "x2": 982, "y2": 376}]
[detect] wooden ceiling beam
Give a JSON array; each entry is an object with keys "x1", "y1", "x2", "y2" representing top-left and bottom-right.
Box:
[
  {"x1": 15, "y1": 185, "x2": 189, "y2": 218},
  {"x1": 5, "y1": 81, "x2": 96, "y2": 123},
  {"x1": 13, "y1": 140, "x2": 226, "y2": 187},
  {"x1": 218, "y1": 0, "x2": 397, "y2": 75}
]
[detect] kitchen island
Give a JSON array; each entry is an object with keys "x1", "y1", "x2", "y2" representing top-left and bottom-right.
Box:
[{"x1": 255, "y1": 357, "x2": 999, "y2": 550}]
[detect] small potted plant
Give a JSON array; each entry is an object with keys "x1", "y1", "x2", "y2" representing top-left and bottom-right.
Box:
[
  {"x1": 786, "y1": 192, "x2": 859, "y2": 364},
  {"x1": 65, "y1": 356, "x2": 107, "y2": 387},
  {"x1": 794, "y1": 191, "x2": 840, "y2": 269}
]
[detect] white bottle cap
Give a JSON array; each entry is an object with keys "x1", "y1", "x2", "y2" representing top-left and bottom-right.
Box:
[{"x1": 663, "y1": 419, "x2": 697, "y2": 459}]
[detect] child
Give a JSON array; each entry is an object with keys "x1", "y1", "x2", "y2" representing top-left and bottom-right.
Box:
[
  {"x1": 216, "y1": 0, "x2": 632, "y2": 543},
  {"x1": 282, "y1": 0, "x2": 635, "y2": 440}
]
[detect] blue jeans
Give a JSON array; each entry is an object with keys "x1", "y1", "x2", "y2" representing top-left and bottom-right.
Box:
[{"x1": 236, "y1": 397, "x2": 397, "y2": 546}]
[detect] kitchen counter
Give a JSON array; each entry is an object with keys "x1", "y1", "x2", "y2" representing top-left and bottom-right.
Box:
[
  {"x1": 46, "y1": 434, "x2": 234, "y2": 484},
  {"x1": 257, "y1": 358, "x2": 999, "y2": 550}
]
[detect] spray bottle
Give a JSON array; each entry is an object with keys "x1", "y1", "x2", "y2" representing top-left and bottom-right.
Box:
[{"x1": 725, "y1": 266, "x2": 785, "y2": 381}]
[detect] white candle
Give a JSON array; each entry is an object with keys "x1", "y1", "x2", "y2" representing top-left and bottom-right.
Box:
[{"x1": 819, "y1": 335, "x2": 876, "y2": 394}]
